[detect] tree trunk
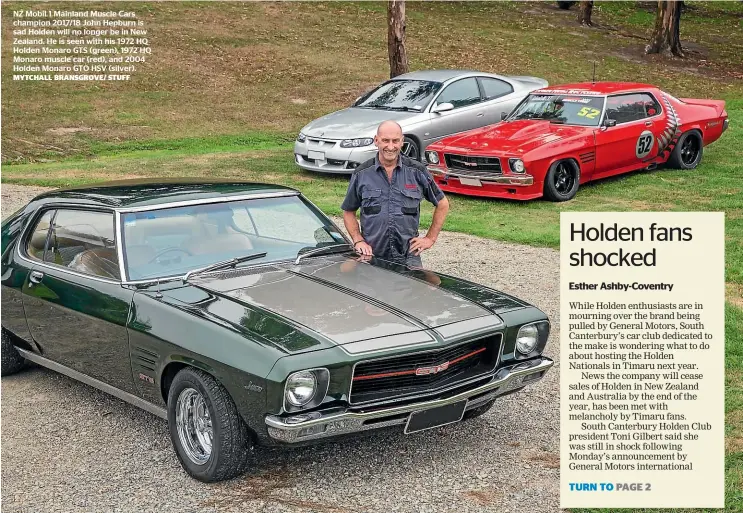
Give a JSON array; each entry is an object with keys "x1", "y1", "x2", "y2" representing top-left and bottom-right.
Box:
[
  {"x1": 578, "y1": 1, "x2": 593, "y2": 25},
  {"x1": 645, "y1": 0, "x2": 683, "y2": 57},
  {"x1": 387, "y1": 0, "x2": 409, "y2": 78}
]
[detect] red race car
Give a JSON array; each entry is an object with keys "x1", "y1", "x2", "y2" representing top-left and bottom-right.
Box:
[{"x1": 424, "y1": 82, "x2": 729, "y2": 201}]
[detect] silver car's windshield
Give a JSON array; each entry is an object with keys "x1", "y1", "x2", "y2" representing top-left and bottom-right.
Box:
[
  {"x1": 355, "y1": 80, "x2": 441, "y2": 111},
  {"x1": 121, "y1": 196, "x2": 348, "y2": 281},
  {"x1": 508, "y1": 94, "x2": 605, "y2": 126}
]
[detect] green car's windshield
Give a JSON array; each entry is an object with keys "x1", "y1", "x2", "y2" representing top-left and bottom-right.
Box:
[
  {"x1": 121, "y1": 195, "x2": 348, "y2": 281},
  {"x1": 508, "y1": 94, "x2": 605, "y2": 126}
]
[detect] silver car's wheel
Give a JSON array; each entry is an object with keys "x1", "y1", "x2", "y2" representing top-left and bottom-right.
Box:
[
  {"x1": 176, "y1": 387, "x2": 213, "y2": 464},
  {"x1": 401, "y1": 136, "x2": 420, "y2": 161}
]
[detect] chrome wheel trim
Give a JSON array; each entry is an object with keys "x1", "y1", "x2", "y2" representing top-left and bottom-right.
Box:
[
  {"x1": 680, "y1": 136, "x2": 699, "y2": 166},
  {"x1": 176, "y1": 387, "x2": 213, "y2": 465},
  {"x1": 554, "y1": 163, "x2": 575, "y2": 194}
]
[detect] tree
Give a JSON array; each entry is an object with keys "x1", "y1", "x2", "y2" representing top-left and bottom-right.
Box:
[
  {"x1": 645, "y1": 0, "x2": 684, "y2": 57},
  {"x1": 387, "y1": 0, "x2": 409, "y2": 78},
  {"x1": 578, "y1": 1, "x2": 594, "y2": 25}
]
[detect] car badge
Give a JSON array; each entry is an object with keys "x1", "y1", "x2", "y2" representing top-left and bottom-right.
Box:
[
  {"x1": 415, "y1": 361, "x2": 450, "y2": 376},
  {"x1": 463, "y1": 161, "x2": 478, "y2": 167}
]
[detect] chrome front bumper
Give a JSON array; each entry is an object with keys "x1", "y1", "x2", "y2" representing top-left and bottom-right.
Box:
[
  {"x1": 265, "y1": 356, "x2": 553, "y2": 443},
  {"x1": 427, "y1": 165, "x2": 534, "y2": 186}
]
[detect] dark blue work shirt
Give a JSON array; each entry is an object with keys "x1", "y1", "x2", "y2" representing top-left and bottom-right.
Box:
[{"x1": 341, "y1": 155, "x2": 445, "y2": 265}]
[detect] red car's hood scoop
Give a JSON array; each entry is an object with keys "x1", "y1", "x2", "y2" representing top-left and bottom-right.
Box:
[{"x1": 442, "y1": 120, "x2": 590, "y2": 154}]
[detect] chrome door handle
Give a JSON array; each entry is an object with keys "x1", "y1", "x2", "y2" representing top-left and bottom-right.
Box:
[
  {"x1": 645, "y1": 121, "x2": 652, "y2": 127},
  {"x1": 29, "y1": 271, "x2": 44, "y2": 284},
  {"x1": 477, "y1": 113, "x2": 484, "y2": 117}
]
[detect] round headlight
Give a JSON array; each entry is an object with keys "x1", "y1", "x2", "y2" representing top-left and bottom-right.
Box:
[
  {"x1": 426, "y1": 151, "x2": 440, "y2": 165},
  {"x1": 510, "y1": 158, "x2": 525, "y2": 173},
  {"x1": 285, "y1": 371, "x2": 317, "y2": 407},
  {"x1": 516, "y1": 324, "x2": 538, "y2": 354}
]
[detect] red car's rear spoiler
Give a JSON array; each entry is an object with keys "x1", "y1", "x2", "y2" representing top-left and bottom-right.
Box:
[{"x1": 679, "y1": 98, "x2": 726, "y2": 116}]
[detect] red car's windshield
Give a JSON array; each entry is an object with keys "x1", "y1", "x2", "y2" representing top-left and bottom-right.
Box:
[{"x1": 508, "y1": 94, "x2": 605, "y2": 126}]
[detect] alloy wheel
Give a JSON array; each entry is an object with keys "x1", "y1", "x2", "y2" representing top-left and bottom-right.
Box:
[
  {"x1": 401, "y1": 140, "x2": 419, "y2": 161},
  {"x1": 680, "y1": 136, "x2": 700, "y2": 166},
  {"x1": 554, "y1": 163, "x2": 575, "y2": 194}
]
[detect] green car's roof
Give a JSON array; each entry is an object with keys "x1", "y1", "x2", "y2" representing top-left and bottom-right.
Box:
[{"x1": 33, "y1": 178, "x2": 299, "y2": 209}]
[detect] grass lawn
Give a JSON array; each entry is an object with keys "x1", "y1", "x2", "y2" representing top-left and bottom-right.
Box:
[{"x1": 2, "y1": 2, "x2": 741, "y2": 510}]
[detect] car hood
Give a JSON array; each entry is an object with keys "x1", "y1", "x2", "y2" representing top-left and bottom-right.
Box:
[
  {"x1": 162, "y1": 256, "x2": 526, "y2": 354},
  {"x1": 302, "y1": 108, "x2": 418, "y2": 139},
  {"x1": 437, "y1": 120, "x2": 591, "y2": 154}
]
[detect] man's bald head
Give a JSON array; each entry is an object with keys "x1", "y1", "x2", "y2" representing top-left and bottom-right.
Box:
[
  {"x1": 377, "y1": 120, "x2": 403, "y2": 137},
  {"x1": 374, "y1": 120, "x2": 405, "y2": 167}
]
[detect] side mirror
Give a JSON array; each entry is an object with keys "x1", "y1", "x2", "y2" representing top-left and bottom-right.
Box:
[
  {"x1": 501, "y1": 111, "x2": 508, "y2": 121},
  {"x1": 603, "y1": 118, "x2": 617, "y2": 128},
  {"x1": 432, "y1": 102, "x2": 454, "y2": 114}
]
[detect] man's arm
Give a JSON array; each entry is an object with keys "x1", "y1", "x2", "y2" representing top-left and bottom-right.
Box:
[
  {"x1": 425, "y1": 196, "x2": 449, "y2": 242},
  {"x1": 343, "y1": 210, "x2": 373, "y2": 256},
  {"x1": 409, "y1": 196, "x2": 449, "y2": 255}
]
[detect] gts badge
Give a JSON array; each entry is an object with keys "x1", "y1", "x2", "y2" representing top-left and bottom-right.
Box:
[
  {"x1": 138, "y1": 373, "x2": 154, "y2": 384},
  {"x1": 244, "y1": 381, "x2": 263, "y2": 393}
]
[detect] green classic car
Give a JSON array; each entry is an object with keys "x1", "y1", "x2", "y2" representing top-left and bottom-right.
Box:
[{"x1": 1, "y1": 179, "x2": 553, "y2": 482}]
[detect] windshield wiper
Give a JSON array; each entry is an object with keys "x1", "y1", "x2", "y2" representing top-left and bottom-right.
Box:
[
  {"x1": 294, "y1": 243, "x2": 353, "y2": 264},
  {"x1": 385, "y1": 106, "x2": 420, "y2": 112},
  {"x1": 183, "y1": 252, "x2": 268, "y2": 282}
]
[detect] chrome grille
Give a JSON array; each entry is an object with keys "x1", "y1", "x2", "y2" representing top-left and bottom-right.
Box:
[
  {"x1": 444, "y1": 154, "x2": 502, "y2": 176},
  {"x1": 350, "y1": 334, "x2": 501, "y2": 405}
]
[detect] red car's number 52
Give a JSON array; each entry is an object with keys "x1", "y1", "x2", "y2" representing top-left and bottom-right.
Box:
[
  {"x1": 636, "y1": 131, "x2": 655, "y2": 159},
  {"x1": 577, "y1": 107, "x2": 600, "y2": 119}
]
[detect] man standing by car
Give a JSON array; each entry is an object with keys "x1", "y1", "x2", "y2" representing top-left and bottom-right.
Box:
[{"x1": 341, "y1": 120, "x2": 450, "y2": 267}]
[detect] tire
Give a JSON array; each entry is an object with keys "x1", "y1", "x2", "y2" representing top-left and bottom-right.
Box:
[
  {"x1": 401, "y1": 136, "x2": 420, "y2": 162},
  {"x1": 667, "y1": 131, "x2": 703, "y2": 170},
  {"x1": 557, "y1": 1, "x2": 576, "y2": 9},
  {"x1": 463, "y1": 399, "x2": 495, "y2": 420},
  {"x1": 543, "y1": 160, "x2": 580, "y2": 202},
  {"x1": 167, "y1": 367, "x2": 252, "y2": 482},
  {"x1": 1, "y1": 329, "x2": 26, "y2": 376}
]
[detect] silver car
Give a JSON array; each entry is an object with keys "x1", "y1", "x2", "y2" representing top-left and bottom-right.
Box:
[{"x1": 294, "y1": 69, "x2": 548, "y2": 173}]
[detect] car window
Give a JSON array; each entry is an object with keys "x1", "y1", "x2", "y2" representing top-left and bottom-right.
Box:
[
  {"x1": 121, "y1": 196, "x2": 347, "y2": 281},
  {"x1": 46, "y1": 210, "x2": 120, "y2": 280},
  {"x1": 435, "y1": 78, "x2": 482, "y2": 109},
  {"x1": 605, "y1": 93, "x2": 662, "y2": 124},
  {"x1": 26, "y1": 210, "x2": 55, "y2": 261},
  {"x1": 509, "y1": 94, "x2": 605, "y2": 126},
  {"x1": 479, "y1": 78, "x2": 513, "y2": 100},
  {"x1": 355, "y1": 80, "x2": 441, "y2": 111}
]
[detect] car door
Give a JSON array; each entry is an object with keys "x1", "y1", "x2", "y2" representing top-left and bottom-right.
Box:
[
  {"x1": 594, "y1": 92, "x2": 665, "y2": 178},
  {"x1": 477, "y1": 77, "x2": 519, "y2": 124},
  {"x1": 20, "y1": 207, "x2": 138, "y2": 394},
  {"x1": 425, "y1": 77, "x2": 487, "y2": 143}
]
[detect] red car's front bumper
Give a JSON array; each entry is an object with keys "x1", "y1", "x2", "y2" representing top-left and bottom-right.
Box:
[{"x1": 428, "y1": 166, "x2": 544, "y2": 201}]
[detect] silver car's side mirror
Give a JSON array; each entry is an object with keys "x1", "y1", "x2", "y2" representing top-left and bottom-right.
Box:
[
  {"x1": 432, "y1": 102, "x2": 454, "y2": 114},
  {"x1": 501, "y1": 112, "x2": 508, "y2": 121}
]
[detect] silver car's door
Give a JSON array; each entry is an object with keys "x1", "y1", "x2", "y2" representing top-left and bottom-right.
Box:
[
  {"x1": 478, "y1": 77, "x2": 523, "y2": 124},
  {"x1": 425, "y1": 77, "x2": 487, "y2": 144}
]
